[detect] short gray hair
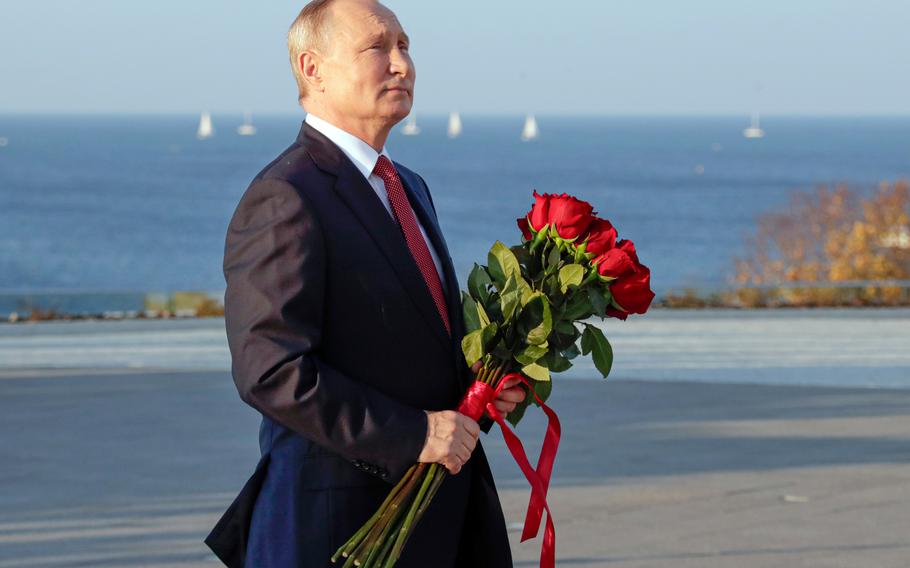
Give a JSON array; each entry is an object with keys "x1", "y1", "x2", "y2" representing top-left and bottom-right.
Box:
[{"x1": 288, "y1": 0, "x2": 337, "y2": 105}]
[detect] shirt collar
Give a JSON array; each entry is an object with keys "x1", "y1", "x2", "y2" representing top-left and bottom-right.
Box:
[{"x1": 305, "y1": 113, "x2": 391, "y2": 180}]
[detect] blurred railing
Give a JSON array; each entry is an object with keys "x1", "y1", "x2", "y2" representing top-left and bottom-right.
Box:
[
  {"x1": 0, "y1": 290, "x2": 225, "y2": 322},
  {"x1": 661, "y1": 280, "x2": 910, "y2": 308},
  {"x1": 3, "y1": 280, "x2": 910, "y2": 322}
]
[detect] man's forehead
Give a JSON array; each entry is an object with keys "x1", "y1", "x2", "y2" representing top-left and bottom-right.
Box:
[{"x1": 331, "y1": 1, "x2": 405, "y2": 38}]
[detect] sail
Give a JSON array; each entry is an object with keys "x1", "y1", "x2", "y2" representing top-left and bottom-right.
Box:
[
  {"x1": 237, "y1": 111, "x2": 257, "y2": 136},
  {"x1": 521, "y1": 114, "x2": 539, "y2": 141},
  {"x1": 197, "y1": 112, "x2": 214, "y2": 139},
  {"x1": 447, "y1": 112, "x2": 462, "y2": 138},
  {"x1": 401, "y1": 113, "x2": 420, "y2": 135},
  {"x1": 742, "y1": 110, "x2": 764, "y2": 139}
]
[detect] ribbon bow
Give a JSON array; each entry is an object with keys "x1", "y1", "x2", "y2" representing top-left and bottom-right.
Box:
[{"x1": 457, "y1": 373, "x2": 561, "y2": 568}]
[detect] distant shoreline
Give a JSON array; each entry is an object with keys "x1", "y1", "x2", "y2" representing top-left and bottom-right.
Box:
[{"x1": 4, "y1": 303, "x2": 910, "y2": 325}]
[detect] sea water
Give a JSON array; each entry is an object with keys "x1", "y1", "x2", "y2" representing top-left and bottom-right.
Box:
[{"x1": 1, "y1": 114, "x2": 908, "y2": 302}]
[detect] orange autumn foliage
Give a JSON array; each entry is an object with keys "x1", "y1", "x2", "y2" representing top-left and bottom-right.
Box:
[{"x1": 733, "y1": 179, "x2": 910, "y2": 306}]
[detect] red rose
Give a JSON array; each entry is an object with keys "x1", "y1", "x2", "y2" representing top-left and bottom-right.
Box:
[
  {"x1": 593, "y1": 248, "x2": 633, "y2": 280},
  {"x1": 526, "y1": 190, "x2": 550, "y2": 232},
  {"x1": 517, "y1": 217, "x2": 532, "y2": 240},
  {"x1": 617, "y1": 239, "x2": 639, "y2": 264},
  {"x1": 583, "y1": 218, "x2": 618, "y2": 256},
  {"x1": 606, "y1": 262, "x2": 655, "y2": 320},
  {"x1": 547, "y1": 193, "x2": 595, "y2": 240}
]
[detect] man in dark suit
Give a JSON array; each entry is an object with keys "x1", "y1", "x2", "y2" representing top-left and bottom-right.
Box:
[{"x1": 204, "y1": 0, "x2": 525, "y2": 566}]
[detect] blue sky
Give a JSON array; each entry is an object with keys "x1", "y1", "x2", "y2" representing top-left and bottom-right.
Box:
[{"x1": 1, "y1": 0, "x2": 907, "y2": 115}]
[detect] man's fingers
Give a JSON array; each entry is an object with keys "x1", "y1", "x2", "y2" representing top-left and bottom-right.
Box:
[
  {"x1": 498, "y1": 386, "x2": 526, "y2": 403},
  {"x1": 461, "y1": 418, "x2": 480, "y2": 439},
  {"x1": 500, "y1": 377, "x2": 522, "y2": 389}
]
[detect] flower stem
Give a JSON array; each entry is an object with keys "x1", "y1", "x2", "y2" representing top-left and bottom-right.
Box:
[
  {"x1": 331, "y1": 463, "x2": 416, "y2": 563},
  {"x1": 359, "y1": 466, "x2": 428, "y2": 568},
  {"x1": 349, "y1": 463, "x2": 426, "y2": 566},
  {"x1": 372, "y1": 500, "x2": 408, "y2": 567},
  {"x1": 413, "y1": 465, "x2": 446, "y2": 520},
  {"x1": 393, "y1": 465, "x2": 446, "y2": 560},
  {"x1": 382, "y1": 459, "x2": 438, "y2": 567}
]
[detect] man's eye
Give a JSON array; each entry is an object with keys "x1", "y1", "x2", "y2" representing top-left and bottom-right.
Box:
[{"x1": 399, "y1": 43, "x2": 409, "y2": 50}]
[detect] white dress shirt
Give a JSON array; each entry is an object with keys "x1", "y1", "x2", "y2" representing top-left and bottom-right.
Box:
[{"x1": 304, "y1": 113, "x2": 447, "y2": 294}]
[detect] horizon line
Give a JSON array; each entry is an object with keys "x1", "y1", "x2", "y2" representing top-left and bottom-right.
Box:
[{"x1": 2, "y1": 111, "x2": 910, "y2": 119}]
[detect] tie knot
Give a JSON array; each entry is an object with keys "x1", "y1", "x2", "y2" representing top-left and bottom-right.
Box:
[{"x1": 373, "y1": 155, "x2": 397, "y2": 181}]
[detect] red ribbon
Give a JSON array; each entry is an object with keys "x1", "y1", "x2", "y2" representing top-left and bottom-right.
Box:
[{"x1": 456, "y1": 373, "x2": 561, "y2": 568}]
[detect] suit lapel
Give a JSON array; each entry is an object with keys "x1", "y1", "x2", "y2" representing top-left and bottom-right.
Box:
[
  {"x1": 300, "y1": 123, "x2": 452, "y2": 354},
  {"x1": 397, "y1": 168, "x2": 472, "y2": 391}
]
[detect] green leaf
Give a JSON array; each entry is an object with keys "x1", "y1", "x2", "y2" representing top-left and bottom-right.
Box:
[
  {"x1": 499, "y1": 274, "x2": 522, "y2": 322},
  {"x1": 488, "y1": 241, "x2": 522, "y2": 287},
  {"x1": 601, "y1": 286, "x2": 614, "y2": 307},
  {"x1": 547, "y1": 243, "x2": 562, "y2": 272},
  {"x1": 461, "y1": 329, "x2": 484, "y2": 367},
  {"x1": 516, "y1": 292, "x2": 552, "y2": 346},
  {"x1": 521, "y1": 361, "x2": 550, "y2": 382},
  {"x1": 468, "y1": 263, "x2": 492, "y2": 304},
  {"x1": 587, "y1": 286, "x2": 607, "y2": 316},
  {"x1": 461, "y1": 292, "x2": 481, "y2": 333},
  {"x1": 581, "y1": 324, "x2": 614, "y2": 379},
  {"x1": 481, "y1": 322, "x2": 499, "y2": 351},
  {"x1": 555, "y1": 320, "x2": 576, "y2": 335},
  {"x1": 492, "y1": 340, "x2": 513, "y2": 361},
  {"x1": 531, "y1": 379, "x2": 553, "y2": 405},
  {"x1": 562, "y1": 343, "x2": 581, "y2": 360},
  {"x1": 511, "y1": 244, "x2": 532, "y2": 267},
  {"x1": 542, "y1": 274, "x2": 560, "y2": 299},
  {"x1": 505, "y1": 377, "x2": 555, "y2": 427},
  {"x1": 544, "y1": 348, "x2": 573, "y2": 372},
  {"x1": 550, "y1": 317, "x2": 581, "y2": 350},
  {"x1": 505, "y1": 397, "x2": 531, "y2": 427},
  {"x1": 558, "y1": 264, "x2": 584, "y2": 293},
  {"x1": 476, "y1": 299, "x2": 491, "y2": 328},
  {"x1": 563, "y1": 291, "x2": 594, "y2": 321},
  {"x1": 514, "y1": 341, "x2": 549, "y2": 366}
]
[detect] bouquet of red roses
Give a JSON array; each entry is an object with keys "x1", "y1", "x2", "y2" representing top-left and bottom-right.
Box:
[{"x1": 332, "y1": 191, "x2": 654, "y2": 568}]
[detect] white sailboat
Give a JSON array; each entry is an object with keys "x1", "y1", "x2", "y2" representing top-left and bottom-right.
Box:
[
  {"x1": 447, "y1": 112, "x2": 462, "y2": 138},
  {"x1": 742, "y1": 110, "x2": 764, "y2": 139},
  {"x1": 197, "y1": 111, "x2": 214, "y2": 139},
  {"x1": 237, "y1": 111, "x2": 257, "y2": 136},
  {"x1": 520, "y1": 114, "x2": 539, "y2": 141},
  {"x1": 401, "y1": 113, "x2": 420, "y2": 135}
]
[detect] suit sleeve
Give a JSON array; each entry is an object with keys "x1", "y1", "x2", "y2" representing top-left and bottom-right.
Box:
[{"x1": 223, "y1": 177, "x2": 428, "y2": 484}]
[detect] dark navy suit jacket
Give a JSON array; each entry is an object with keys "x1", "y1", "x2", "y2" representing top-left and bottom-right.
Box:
[{"x1": 204, "y1": 122, "x2": 511, "y2": 567}]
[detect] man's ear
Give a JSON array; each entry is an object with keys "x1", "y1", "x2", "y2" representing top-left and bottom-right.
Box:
[{"x1": 300, "y1": 51, "x2": 325, "y2": 93}]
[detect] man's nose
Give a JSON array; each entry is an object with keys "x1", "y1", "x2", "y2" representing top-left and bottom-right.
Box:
[{"x1": 389, "y1": 49, "x2": 412, "y2": 77}]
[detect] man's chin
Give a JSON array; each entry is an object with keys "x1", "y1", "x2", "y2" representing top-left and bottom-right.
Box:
[{"x1": 382, "y1": 104, "x2": 413, "y2": 126}]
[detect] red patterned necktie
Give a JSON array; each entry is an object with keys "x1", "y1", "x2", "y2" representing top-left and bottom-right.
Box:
[{"x1": 372, "y1": 155, "x2": 451, "y2": 336}]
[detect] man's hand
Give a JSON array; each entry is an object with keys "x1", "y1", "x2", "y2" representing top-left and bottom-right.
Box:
[
  {"x1": 418, "y1": 410, "x2": 480, "y2": 475},
  {"x1": 470, "y1": 360, "x2": 528, "y2": 420},
  {"x1": 487, "y1": 374, "x2": 527, "y2": 417}
]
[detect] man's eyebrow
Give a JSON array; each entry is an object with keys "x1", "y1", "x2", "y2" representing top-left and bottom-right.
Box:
[{"x1": 362, "y1": 30, "x2": 408, "y2": 45}]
